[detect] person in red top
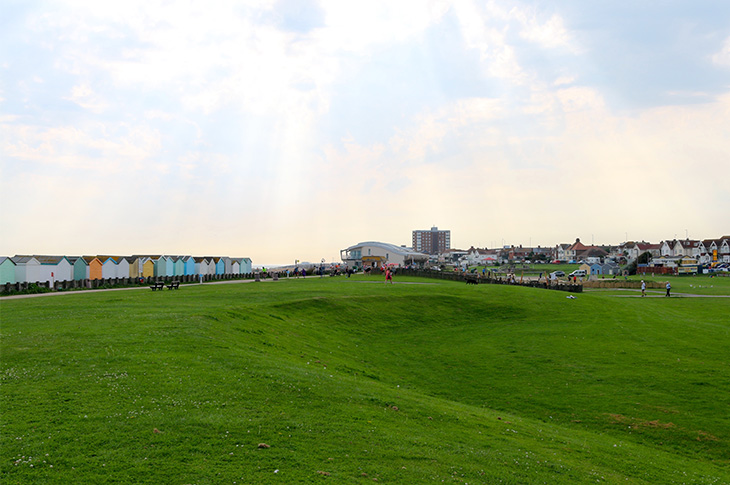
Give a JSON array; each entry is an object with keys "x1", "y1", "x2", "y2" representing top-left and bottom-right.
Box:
[{"x1": 385, "y1": 268, "x2": 393, "y2": 284}]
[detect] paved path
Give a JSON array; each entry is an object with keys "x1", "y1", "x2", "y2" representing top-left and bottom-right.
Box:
[{"x1": 585, "y1": 288, "x2": 730, "y2": 298}]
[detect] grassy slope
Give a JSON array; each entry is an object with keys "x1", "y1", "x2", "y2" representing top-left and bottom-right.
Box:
[{"x1": 1, "y1": 277, "x2": 729, "y2": 484}]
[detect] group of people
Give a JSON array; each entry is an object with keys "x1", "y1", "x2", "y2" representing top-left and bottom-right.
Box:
[{"x1": 641, "y1": 280, "x2": 671, "y2": 297}]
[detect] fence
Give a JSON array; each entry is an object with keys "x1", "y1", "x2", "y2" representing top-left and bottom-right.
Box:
[
  {"x1": 392, "y1": 268, "x2": 583, "y2": 293},
  {"x1": 0, "y1": 272, "x2": 258, "y2": 295},
  {"x1": 636, "y1": 266, "x2": 677, "y2": 275},
  {"x1": 582, "y1": 280, "x2": 665, "y2": 289}
]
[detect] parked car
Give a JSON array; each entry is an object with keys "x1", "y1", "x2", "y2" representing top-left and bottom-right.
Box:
[
  {"x1": 569, "y1": 269, "x2": 587, "y2": 277},
  {"x1": 550, "y1": 271, "x2": 565, "y2": 277}
]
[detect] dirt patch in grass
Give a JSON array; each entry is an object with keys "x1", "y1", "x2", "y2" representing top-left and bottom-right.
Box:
[
  {"x1": 696, "y1": 431, "x2": 719, "y2": 442},
  {"x1": 606, "y1": 414, "x2": 675, "y2": 429}
]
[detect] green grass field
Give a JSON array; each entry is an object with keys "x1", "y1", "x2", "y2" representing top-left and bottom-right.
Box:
[{"x1": 1, "y1": 276, "x2": 729, "y2": 484}]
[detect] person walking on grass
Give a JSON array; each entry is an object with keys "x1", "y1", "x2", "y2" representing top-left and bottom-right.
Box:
[
  {"x1": 385, "y1": 268, "x2": 393, "y2": 284},
  {"x1": 641, "y1": 280, "x2": 646, "y2": 297},
  {"x1": 665, "y1": 281, "x2": 671, "y2": 297}
]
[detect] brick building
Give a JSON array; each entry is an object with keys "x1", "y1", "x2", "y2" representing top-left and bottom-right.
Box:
[{"x1": 412, "y1": 226, "x2": 451, "y2": 255}]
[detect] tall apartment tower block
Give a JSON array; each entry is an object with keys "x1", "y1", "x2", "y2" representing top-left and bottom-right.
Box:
[{"x1": 412, "y1": 226, "x2": 451, "y2": 255}]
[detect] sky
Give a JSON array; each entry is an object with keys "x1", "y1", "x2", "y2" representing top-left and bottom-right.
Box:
[{"x1": 2, "y1": 0, "x2": 729, "y2": 265}]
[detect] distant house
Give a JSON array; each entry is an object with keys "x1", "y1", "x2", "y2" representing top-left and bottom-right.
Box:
[
  {"x1": 565, "y1": 239, "x2": 589, "y2": 261},
  {"x1": 659, "y1": 240, "x2": 673, "y2": 257},
  {"x1": 602, "y1": 262, "x2": 620, "y2": 276},
  {"x1": 627, "y1": 242, "x2": 661, "y2": 261},
  {"x1": 671, "y1": 239, "x2": 700, "y2": 258},
  {"x1": 438, "y1": 248, "x2": 468, "y2": 264},
  {"x1": 224, "y1": 257, "x2": 233, "y2": 275},
  {"x1": 706, "y1": 237, "x2": 730, "y2": 263},
  {"x1": 589, "y1": 263, "x2": 603, "y2": 275},
  {"x1": 12, "y1": 256, "x2": 41, "y2": 283},
  {"x1": 463, "y1": 247, "x2": 494, "y2": 266},
  {"x1": 554, "y1": 244, "x2": 571, "y2": 261},
  {"x1": 231, "y1": 259, "x2": 240, "y2": 274},
  {"x1": 0, "y1": 257, "x2": 16, "y2": 284}
]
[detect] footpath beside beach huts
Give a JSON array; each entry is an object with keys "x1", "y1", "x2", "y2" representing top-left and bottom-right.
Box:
[{"x1": 0, "y1": 257, "x2": 16, "y2": 284}]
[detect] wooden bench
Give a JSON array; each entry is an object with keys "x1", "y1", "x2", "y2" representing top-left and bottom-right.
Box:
[
  {"x1": 150, "y1": 282, "x2": 164, "y2": 291},
  {"x1": 167, "y1": 281, "x2": 180, "y2": 290}
]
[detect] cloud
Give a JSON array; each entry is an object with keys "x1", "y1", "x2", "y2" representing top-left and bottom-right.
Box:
[
  {"x1": 2, "y1": 122, "x2": 162, "y2": 173},
  {"x1": 2, "y1": 1, "x2": 729, "y2": 261},
  {"x1": 556, "y1": 86, "x2": 605, "y2": 112},
  {"x1": 64, "y1": 84, "x2": 109, "y2": 113},
  {"x1": 712, "y1": 36, "x2": 730, "y2": 67}
]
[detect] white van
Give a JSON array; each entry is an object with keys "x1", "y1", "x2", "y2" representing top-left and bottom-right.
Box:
[{"x1": 569, "y1": 269, "x2": 587, "y2": 277}]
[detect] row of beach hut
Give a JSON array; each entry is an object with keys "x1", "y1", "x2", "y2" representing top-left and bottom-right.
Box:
[{"x1": 0, "y1": 255, "x2": 253, "y2": 285}]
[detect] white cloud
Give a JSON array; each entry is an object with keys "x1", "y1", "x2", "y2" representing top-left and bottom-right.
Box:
[
  {"x1": 452, "y1": 0, "x2": 527, "y2": 83},
  {"x1": 556, "y1": 86, "x2": 605, "y2": 112},
  {"x1": 553, "y1": 76, "x2": 574, "y2": 86},
  {"x1": 2, "y1": 123, "x2": 162, "y2": 173},
  {"x1": 511, "y1": 8, "x2": 572, "y2": 50},
  {"x1": 711, "y1": 36, "x2": 730, "y2": 67},
  {"x1": 65, "y1": 84, "x2": 109, "y2": 113}
]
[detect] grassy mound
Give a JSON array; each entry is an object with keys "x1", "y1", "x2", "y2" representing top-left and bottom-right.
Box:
[{"x1": 1, "y1": 276, "x2": 728, "y2": 483}]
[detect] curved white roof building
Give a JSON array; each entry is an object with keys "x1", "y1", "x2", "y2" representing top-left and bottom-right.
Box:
[{"x1": 340, "y1": 241, "x2": 429, "y2": 268}]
